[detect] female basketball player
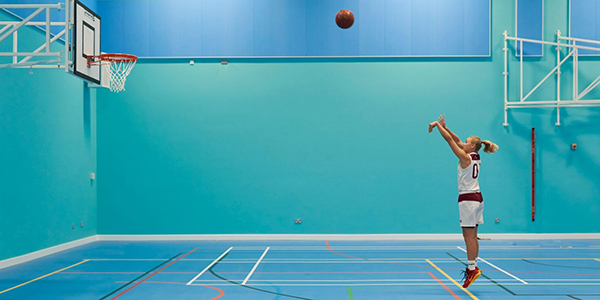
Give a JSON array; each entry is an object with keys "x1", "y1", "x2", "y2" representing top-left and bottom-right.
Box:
[{"x1": 429, "y1": 114, "x2": 498, "y2": 288}]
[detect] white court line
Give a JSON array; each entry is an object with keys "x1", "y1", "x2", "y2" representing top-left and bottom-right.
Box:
[
  {"x1": 86, "y1": 257, "x2": 593, "y2": 261},
  {"x1": 233, "y1": 246, "x2": 551, "y2": 250},
  {"x1": 186, "y1": 247, "x2": 232, "y2": 285},
  {"x1": 199, "y1": 279, "x2": 449, "y2": 282},
  {"x1": 223, "y1": 246, "x2": 599, "y2": 251},
  {"x1": 190, "y1": 278, "x2": 600, "y2": 282},
  {"x1": 457, "y1": 246, "x2": 528, "y2": 285},
  {"x1": 188, "y1": 283, "x2": 470, "y2": 287},
  {"x1": 187, "y1": 282, "x2": 600, "y2": 287},
  {"x1": 242, "y1": 247, "x2": 270, "y2": 285},
  {"x1": 210, "y1": 260, "x2": 457, "y2": 264}
]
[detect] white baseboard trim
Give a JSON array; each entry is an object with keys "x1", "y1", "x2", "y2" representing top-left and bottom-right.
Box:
[
  {"x1": 97, "y1": 233, "x2": 600, "y2": 241},
  {"x1": 99, "y1": 234, "x2": 465, "y2": 241},
  {"x1": 2, "y1": 233, "x2": 598, "y2": 270},
  {"x1": 0, "y1": 235, "x2": 98, "y2": 270},
  {"x1": 477, "y1": 233, "x2": 600, "y2": 240}
]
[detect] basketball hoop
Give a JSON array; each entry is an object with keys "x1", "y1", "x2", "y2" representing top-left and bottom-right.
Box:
[{"x1": 87, "y1": 53, "x2": 137, "y2": 93}]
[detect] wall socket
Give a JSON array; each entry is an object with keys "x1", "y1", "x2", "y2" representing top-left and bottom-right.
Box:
[{"x1": 294, "y1": 218, "x2": 302, "y2": 224}]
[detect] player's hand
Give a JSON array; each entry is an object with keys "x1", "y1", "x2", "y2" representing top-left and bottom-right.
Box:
[
  {"x1": 428, "y1": 121, "x2": 438, "y2": 133},
  {"x1": 438, "y1": 114, "x2": 446, "y2": 128}
]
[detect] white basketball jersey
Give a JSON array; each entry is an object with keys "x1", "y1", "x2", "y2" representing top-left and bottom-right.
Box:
[{"x1": 457, "y1": 152, "x2": 481, "y2": 194}]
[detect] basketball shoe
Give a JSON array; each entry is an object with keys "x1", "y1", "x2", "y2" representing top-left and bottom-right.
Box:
[{"x1": 461, "y1": 267, "x2": 481, "y2": 288}]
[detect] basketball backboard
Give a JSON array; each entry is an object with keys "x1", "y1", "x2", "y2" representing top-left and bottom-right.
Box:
[{"x1": 72, "y1": 0, "x2": 101, "y2": 84}]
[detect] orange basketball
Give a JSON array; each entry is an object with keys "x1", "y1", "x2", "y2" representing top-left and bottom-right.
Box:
[{"x1": 336, "y1": 9, "x2": 354, "y2": 29}]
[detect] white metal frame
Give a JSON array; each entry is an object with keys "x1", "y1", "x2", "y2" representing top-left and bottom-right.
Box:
[
  {"x1": 503, "y1": 30, "x2": 600, "y2": 126},
  {"x1": 0, "y1": 2, "x2": 72, "y2": 71}
]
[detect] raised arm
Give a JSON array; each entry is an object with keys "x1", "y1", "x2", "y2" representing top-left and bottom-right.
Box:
[
  {"x1": 429, "y1": 121, "x2": 471, "y2": 168},
  {"x1": 438, "y1": 114, "x2": 464, "y2": 149}
]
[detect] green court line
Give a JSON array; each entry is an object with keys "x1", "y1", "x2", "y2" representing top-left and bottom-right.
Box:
[{"x1": 347, "y1": 286, "x2": 355, "y2": 300}]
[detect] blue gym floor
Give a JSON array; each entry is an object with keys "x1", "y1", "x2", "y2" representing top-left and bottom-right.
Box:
[{"x1": 1, "y1": 240, "x2": 599, "y2": 300}]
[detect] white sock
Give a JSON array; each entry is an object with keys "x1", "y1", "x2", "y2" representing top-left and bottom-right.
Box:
[{"x1": 468, "y1": 260, "x2": 477, "y2": 270}]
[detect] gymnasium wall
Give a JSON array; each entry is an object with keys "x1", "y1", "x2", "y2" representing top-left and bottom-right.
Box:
[
  {"x1": 96, "y1": 0, "x2": 600, "y2": 235},
  {"x1": 0, "y1": 8, "x2": 97, "y2": 260}
]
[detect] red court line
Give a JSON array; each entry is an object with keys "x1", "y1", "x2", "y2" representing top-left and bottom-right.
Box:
[
  {"x1": 65, "y1": 271, "x2": 423, "y2": 275},
  {"x1": 62, "y1": 272, "x2": 145, "y2": 274},
  {"x1": 62, "y1": 270, "x2": 600, "y2": 276},
  {"x1": 427, "y1": 272, "x2": 461, "y2": 300},
  {"x1": 218, "y1": 271, "x2": 423, "y2": 274},
  {"x1": 326, "y1": 240, "x2": 461, "y2": 299},
  {"x1": 196, "y1": 284, "x2": 225, "y2": 300},
  {"x1": 325, "y1": 241, "x2": 586, "y2": 277},
  {"x1": 514, "y1": 271, "x2": 600, "y2": 276},
  {"x1": 130, "y1": 281, "x2": 225, "y2": 300},
  {"x1": 110, "y1": 248, "x2": 199, "y2": 299},
  {"x1": 325, "y1": 240, "x2": 432, "y2": 270}
]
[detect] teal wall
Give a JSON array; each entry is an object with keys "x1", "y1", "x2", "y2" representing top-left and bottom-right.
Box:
[
  {"x1": 0, "y1": 69, "x2": 97, "y2": 261},
  {"x1": 0, "y1": 10, "x2": 97, "y2": 261},
  {"x1": 97, "y1": 0, "x2": 599, "y2": 235},
  {"x1": 2, "y1": 0, "x2": 599, "y2": 262}
]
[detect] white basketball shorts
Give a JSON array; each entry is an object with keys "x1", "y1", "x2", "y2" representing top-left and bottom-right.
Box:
[{"x1": 459, "y1": 201, "x2": 484, "y2": 227}]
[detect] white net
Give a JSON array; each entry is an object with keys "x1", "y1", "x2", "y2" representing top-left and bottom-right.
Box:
[{"x1": 103, "y1": 59, "x2": 136, "y2": 93}]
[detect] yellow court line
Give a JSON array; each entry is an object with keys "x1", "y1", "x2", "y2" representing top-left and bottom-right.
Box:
[
  {"x1": 595, "y1": 259, "x2": 600, "y2": 263},
  {"x1": 0, "y1": 259, "x2": 89, "y2": 295},
  {"x1": 426, "y1": 259, "x2": 479, "y2": 300}
]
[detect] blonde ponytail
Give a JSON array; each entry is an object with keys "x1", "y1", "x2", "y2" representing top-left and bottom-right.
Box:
[{"x1": 482, "y1": 140, "x2": 499, "y2": 154}]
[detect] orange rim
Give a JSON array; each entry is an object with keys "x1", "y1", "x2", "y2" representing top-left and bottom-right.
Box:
[{"x1": 88, "y1": 53, "x2": 137, "y2": 65}]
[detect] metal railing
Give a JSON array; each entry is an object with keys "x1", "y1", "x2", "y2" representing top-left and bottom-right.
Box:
[
  {"x1": 0, "y1": 2, "x2": 70, "y2": 71},
  {"x1": 503, "y1": 30, "x2": 600, "y2": 126}
]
